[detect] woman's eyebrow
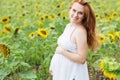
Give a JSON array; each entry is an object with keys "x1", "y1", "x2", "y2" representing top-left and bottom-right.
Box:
[{"x1": 73, "y1": 9, "x2": 76, "y2": 11}]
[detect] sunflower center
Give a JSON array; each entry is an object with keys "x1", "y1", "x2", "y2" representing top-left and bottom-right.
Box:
[
  {"x1": 41, "y1": 31, "x2": 46, "y2": 35},
  {"x1": 3, "y1": 19, "x2": 8, "y2": 22}
]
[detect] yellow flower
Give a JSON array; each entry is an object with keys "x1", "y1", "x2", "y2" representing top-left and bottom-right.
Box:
[
  {"x1": 37, "y1": 29, "x2": 48, "y2": 38},
  {"x1": 115, "y1": 32, "x2": 120, "y2": 39},
  {"x1": 35, "y1": 4, "x2": 39, "y2": 9},
  {"x1": 3, "y1": 26, "x2": 11, "y2": 34},
  {"x1": 117, "y1": 1, "x2": 120, "y2": 5},
  {"x1": 29, "y1": 32, "x2": 35, "y2": 39},
  {"x1": 107, "y1": 33, "x2": 115, "y2": 43},
  {"x1": 100, "y1": 60, "x2": 105, "y2": 71},
  {"x1": 56, "y1": 5, "x2": 60, "y2": 8},
  {"x1": 40, "y1": 17, "x2": 44, "y2": 20},
  {"x1": 0, "y1": 44, "x2": 10, "y2": 57},
  {"x1": 104, "y1": 13, "x2": 109, "y2": 17},
  {"x1": 118, "y1": 7, "x2": 120, "y2": 11},
  {"x1": 57, "y1": 0, "x2": 62, "y2": 2},
  {"x1": 112, "y1": 12, "x2": 117, "y2": 17},
  {"x1": 49, "y1": 15, "x2": 54, "y2": 21},
  {"x1": 23, "y1": 21, "x2": 30, "y2": 27},
  {"x1": 99, "y1": 16, "x2": 103, "y2": 20},
  {"x1": 108, "y1": 16, "x2": 112, "y2": 20},
  {"x1": 13, "y1": 27, "x2": 22, "y2": 37},
  {"x1": 99, "y1": 35, "x2": 106, "y2": 44},
  {"x1": 60, "y1": 4, "x2": 65, "y2": 8},
  {"x1": 103, "y1": 71, "x2": 117, "y2": 79},
  {"x1": 43, "y1": 15, "x2": 49, "y2": 19},
  {"x1": 100, "y1": 60, "x2": 117, "y2": 79},
  {"x1": 1, "y1": 17, "x2": 10, "y2": 23},
  {"x1": 36, "y1": 20, "x2": 44, "y2": 27},
  {"x1": 105, "y1": 21, "x2": 110, "y2": 25},
  {"x1": 35, "y1": 12, "x2": 40, "y2": 16}
]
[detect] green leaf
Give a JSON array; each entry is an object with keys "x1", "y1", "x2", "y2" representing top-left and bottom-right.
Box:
[
  {"x1": 0, "y1": 68, "x2": 11, "y2": 80},
  {"x1": 9, "y1": 60, "x2": 19, "y2": 67},
  {"x1": 108, "y1": 62, "x2": 120, "y2": 71},
  {"x1": 19, "y1": 71, "x2": 37, "y2": 79},
  {"x1": 117, "y1": 73, "x2": 120, "y2": 80},
  {"x1": 20, "y1": 62, "x2": 31, "y2": 68}
]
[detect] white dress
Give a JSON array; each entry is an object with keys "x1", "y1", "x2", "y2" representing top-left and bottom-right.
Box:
[{"x1": 49, "y1": 24, "x2": 89, "y2": 80}]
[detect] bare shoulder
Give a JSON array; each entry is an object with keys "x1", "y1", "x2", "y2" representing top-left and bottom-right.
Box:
[
  {"x1": 64, "y1": 23, "x2": 71, "y2": 29},
  {"x1": 75, "y1": 25, "x2": 87, "y2": 36},
  {"x1": 66, "y1": 23, "x2": 71, "y2": 27},
  {"x1": 74, "y1": 25, "x2": 87, "y2": 45}
]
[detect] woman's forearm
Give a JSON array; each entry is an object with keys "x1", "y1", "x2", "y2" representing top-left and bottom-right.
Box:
[{"x1": 62, "y1": 50, "x2": 86, "y2": 64}]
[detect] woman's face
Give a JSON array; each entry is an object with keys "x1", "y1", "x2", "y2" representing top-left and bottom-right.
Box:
[{"x1": 69, "y1": 2, "x2": 84, "y2": 24}]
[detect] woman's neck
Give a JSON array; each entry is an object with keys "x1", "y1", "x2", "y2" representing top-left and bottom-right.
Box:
[{"x1": 70, "y1": 22, "x2": 82, "y2": 27}]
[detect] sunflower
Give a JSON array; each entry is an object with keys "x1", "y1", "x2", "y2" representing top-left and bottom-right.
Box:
[
  {"x1": 118, "y1": 7, "x2": 120, "y2": 11},
  {"x1": 13, "y1": 27, "x2": 21, "y2": 37},
  {"x1": 1, "y1": 17, "x2": 10, "y2": 23},
  {"x1": 40, "y1": 17, "x2": 44, "y2": 20},
  {"x1": 35, "y1": 4, "x2": 39, "y2": 9},
  {"x1": 117, "y1": 1, "x2": 120, "y2": 5},
  {"x1": 115, "y1": 32, "x2": 120, "y2": 39},
  {"x1": 57, "y1": 0, "x2": 62, "y2": 2},
  {"x1": 103, "y1": 71, "x2": 117, "y2": 79},
  {"x1": 99, "y1": 58, "x2": 118, "y2": 79},
  {"x1": 37, "y1": 29, "x2": 48, "y2": 38},
  {"x1": 29, "y1": 32, "x2": 35, "y2": 38},
  {"x1": 0, "y1": 44, "x2": 10, "y2": 57},
  {"x1": 56, "y1": 5, "x2": 60, "y2": 8},
  {"x1": 44, "y1": 15, "x2": 49, "y2": 19},
  {"x1": 99, "y1": 35, "x2": 106, "y2": 44},
  {"x1": 107, "y1": 33, "x2": 115, "y2": 43},
  {"x1": 60, "y1": 4, "x2": 65, "y2": 8},
  {"x1": 100, "y1": 60, "x2": 105, "y2": 71},
  {"x1": 49, "y1": 15, "x2": 54, "y2": 21},
  {"x1": 3, "y1": 26, "x2": 11, "y2": 34},
  {"x1": 36, "y1": 20, "x2": 44, "y2": 27},
  {"x1": 57, "y1": 13, "x2": 61, "y2": 16},
  {"x1": 99, "y1": 16, "x2": 103, "y2": 20},
  {"x1": 61, "y1": 12, "x2": 67, "y2": 16},
  {"x1": 108, "y1": 16, "x2": 112, "y2": 20},
  {"x1": 35, "y1": 12, "x2": 40, "y2": 16},
  {"x1": 112, "y1": 12, "x2": 117, "y2": 17}
]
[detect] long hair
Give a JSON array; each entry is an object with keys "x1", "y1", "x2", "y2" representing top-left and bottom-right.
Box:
[{"x1": 71, "y1": 0, "x2": 99, "y2": 51}]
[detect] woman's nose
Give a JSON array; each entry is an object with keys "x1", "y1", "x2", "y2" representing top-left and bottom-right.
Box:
[{"x1": 74, "y1": 12, "x2": 78, "y2": 17}]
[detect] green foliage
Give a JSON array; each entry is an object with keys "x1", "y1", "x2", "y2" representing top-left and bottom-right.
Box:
[
  {"x1": 0, "y1": 68, "x2": 11, "y2": 80},
  {"x1": 117, "y1": 73, "x2": 120, "y2": 80},
  {"x1": 19, "y1": 71, "x2": 37, "y2": 80},
  {"x1": 0, "y1": 0, "x2": 120, "y2": 79}
]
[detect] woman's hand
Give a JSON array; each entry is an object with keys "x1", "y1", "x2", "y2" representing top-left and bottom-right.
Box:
[{"x1": 55, "y1": 46, "x2": 65, "y2": 54}]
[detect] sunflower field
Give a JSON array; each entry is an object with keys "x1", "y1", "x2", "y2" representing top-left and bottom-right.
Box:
[{"x1": 0, "y1": 0, "x2": 120, "y2": 80}]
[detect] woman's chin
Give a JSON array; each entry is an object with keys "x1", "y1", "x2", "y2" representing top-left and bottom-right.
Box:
[
  {"x1": 70, "y1": 21, "x2": 78, "y2": 24},
  {"x1": 71, "y1": 20, "x2": 76, "y2": 23}
]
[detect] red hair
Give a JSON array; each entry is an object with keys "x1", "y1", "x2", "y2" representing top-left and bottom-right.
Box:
[{"x1": 70, "y1": 0, "x2": 99, "y2": 51}]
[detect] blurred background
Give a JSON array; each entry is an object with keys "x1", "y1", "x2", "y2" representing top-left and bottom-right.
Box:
[{"x1": 0, "y1": 0, "x2": 120, "y2": 80}]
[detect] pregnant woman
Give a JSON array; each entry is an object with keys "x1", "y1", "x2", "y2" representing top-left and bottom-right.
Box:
[{"x1": 49, "y1": 0, "x2": 98, "y2": 80}]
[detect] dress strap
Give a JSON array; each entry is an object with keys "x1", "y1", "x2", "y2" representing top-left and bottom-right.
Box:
[{"x1": 69, "y1": 25, "x2": 76, "y2": 43}]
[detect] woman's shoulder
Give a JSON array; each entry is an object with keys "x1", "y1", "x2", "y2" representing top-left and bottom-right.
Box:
[
  {"x1": 64, "y1": 23, "x2": 71, "y2": 29},
  {"x1": 74, "y1": 25, "x2": 87, "y2": 41},
  {"x1": 66, "y1": 23, "x2": 71, "y2": 27},
  {"x1": 76, "y1": 25, "x2": 87, "y2": 34}
]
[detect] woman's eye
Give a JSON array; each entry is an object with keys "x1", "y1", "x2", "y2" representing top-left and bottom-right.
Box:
[
  {"x1": 73, "y1": 9, "x2": 76, "y2": 12},
  {"x1": 78, "y1": 12, "x2": 83, "y2": 15}
]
